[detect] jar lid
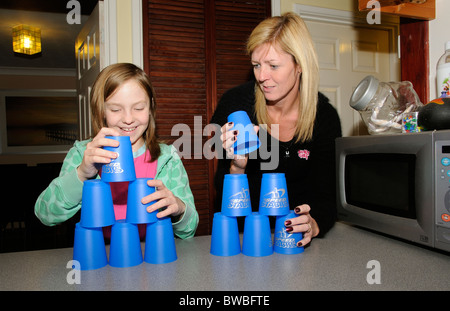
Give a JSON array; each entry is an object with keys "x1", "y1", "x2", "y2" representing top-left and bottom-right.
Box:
[{"x1": 349, "y1": 75, "x2": 380, "y2": 111}]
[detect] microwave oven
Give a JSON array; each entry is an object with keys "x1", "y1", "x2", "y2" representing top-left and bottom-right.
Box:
[{"x1": 336, "y1": 130, "x2": 450, "y2": 252}]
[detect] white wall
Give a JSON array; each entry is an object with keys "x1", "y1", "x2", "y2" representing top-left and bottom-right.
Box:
[
  {"x1": 278, "y1": 0, "x2": 450, "y2": 102},
  {"x1": 105, "y1": 0, "x2": 143, "y2": 68},
  {"x1": 280, "y1": 0, "x2": 354, "y2": 12}
]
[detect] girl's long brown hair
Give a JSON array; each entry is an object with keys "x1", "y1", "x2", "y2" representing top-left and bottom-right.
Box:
[{"x1": 90, "y1": 63, "x2": 160, "y2": 161}]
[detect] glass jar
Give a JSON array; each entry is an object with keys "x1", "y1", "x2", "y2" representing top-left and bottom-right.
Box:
[{"x1": 350, "y1": 75, "x2": 423, "y2": 135}]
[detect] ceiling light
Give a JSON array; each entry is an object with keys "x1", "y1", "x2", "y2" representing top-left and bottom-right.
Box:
[{"x1": 12, "y1": 25, "x2": 42, "y2": 55}]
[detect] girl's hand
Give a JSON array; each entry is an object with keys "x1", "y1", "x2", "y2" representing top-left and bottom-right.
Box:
[
  {"x1": 220, "y1": 122, "x2": 259, "y2": 174},
  {"x1": 142, "y1": 179, "x2": 186, "y2": 220},
  {"x1": 77, "y1": 127, "x2": 121, "y2": 182},
  {"x1": 284, "y1": 204, "x2": 319, "y2": 247}
]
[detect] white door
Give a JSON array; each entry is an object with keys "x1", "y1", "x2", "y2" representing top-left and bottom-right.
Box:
[
  {"x1": 75, "y1": 1, "x2": 106, "y2": 140},
  {"x1": 295, "y1": 5, "x2": 400, "y2": 137}
]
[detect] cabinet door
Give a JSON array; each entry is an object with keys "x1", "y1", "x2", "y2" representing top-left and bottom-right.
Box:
[{"x1": 358, "y1": 0, "x2": 435, "y2": 20}]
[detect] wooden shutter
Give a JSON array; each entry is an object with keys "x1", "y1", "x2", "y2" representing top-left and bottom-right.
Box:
[
  {"x1": 143, "y1": 0, "x2": 270, "y2": 235},
  {"x1": 207, "y1": 0, "x2": 271, "y2": 231},
  {"x1": 144, "y1": 0, "x2": 209, "y2": 235},
  {"x1": 214, "y1": 0, "x2": 271, "y2": 104}
]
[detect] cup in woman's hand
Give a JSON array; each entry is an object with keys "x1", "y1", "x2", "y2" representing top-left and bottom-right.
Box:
[
  {"x1": 274, "y1": 210, "x2": 304, "y2": 255},
  {"x1": 227, "y1": 110, "x2": 260, "y2": 155}
]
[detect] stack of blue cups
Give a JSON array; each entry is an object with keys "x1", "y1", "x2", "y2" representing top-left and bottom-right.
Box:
[
  {"x1": 126, "y1": 177, "x2": 177, "y2": 265},
  {"x1": 73, "y1": 136, "x2": 177, "y2": 271},
  {"x1": 211, "y1": 112, "x2": 303, "y2": 257},
  {"x1": 211, "y1": 172, "x2": 303, "y2": 257},
  {"x1": 210, "y1": 174, "x2": 252, "y2": 256},
  {"x1": 259, "y1": 173, "x2": 304, "y2": 255},
  {"x1": 210, "y1": 111, "x2": 259, "y2": 257},
  {"x1": 73, "y1": 179, "x2": 116, "y2": 270}
]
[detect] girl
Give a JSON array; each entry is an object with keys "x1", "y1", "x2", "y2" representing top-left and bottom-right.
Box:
[{"x1": 35, "y1": 63, "x2": 198, "y2": 239}]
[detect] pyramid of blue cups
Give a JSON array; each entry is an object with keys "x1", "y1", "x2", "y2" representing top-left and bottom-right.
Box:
[
  {"x1": 210, "y1": 111, "x2": 304, "y2": 257},
  {"x1": 73, "y1": 136, "x2": 177, "y2": 270},
  {"x1": 210, "y1": 172, "x2": 304, "y2": 257}
]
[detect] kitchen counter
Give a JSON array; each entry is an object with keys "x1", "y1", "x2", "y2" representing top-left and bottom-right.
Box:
[{"x1": 0, "y1": 222, "x2": 449, "y2": 291}]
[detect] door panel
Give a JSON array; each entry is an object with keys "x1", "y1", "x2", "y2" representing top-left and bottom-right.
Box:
[
  {"x1": 295, "y1": 5, "x2": 400, "y2": 137},
  {"x1": 75, "y1": 2, "x2": 104, "y2": 140},
  {"x1": 307, "y1": 20, "x2": 398, "y2": 136}
]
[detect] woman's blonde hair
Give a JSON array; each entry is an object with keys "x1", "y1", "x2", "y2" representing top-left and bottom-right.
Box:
[
  {"x1": 247, "y1": 12, "x2": 319, "y2": 142},
  {"x1": 90, "y1": 63, "x2": 160, "y2": 161}
]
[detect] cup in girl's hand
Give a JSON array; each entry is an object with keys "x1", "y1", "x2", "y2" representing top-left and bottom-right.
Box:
[
  {"x1": 210, "y1": 212, "x2": 241, "y2": 256},
  {"x1": 144, "y1": 217, "x2": 177, "y2": 264},
  {"x1": 227, "y1": 110, "x2": 260, "y2": 155},
  {"x1": 80, "y1": 179, "x2": 116, "y2": 228},
  {"x1": 109, "y1": 220, "x2": 143, "y2": 268},
  {"x1": 126, "y1": 178, "x2": 158, "y2": 224},
  {"x1": 73, "y1": 222, "x2": 108, "y2": 270},
  {"x1": 221, "y1": 174, "x2": 252, "y2": 217},
  {"x1": 101, "y1": 136, "x2": 136, "y2": 182},
  {"x1": 274, "y1": 210, "x2": 304, "y2": 255},
  {"x1": 242, "y1": 212, "x2": 273, "y2": 257},
  {"x1": 259, "y1": 173, "x2": 290, "y2": 216}
]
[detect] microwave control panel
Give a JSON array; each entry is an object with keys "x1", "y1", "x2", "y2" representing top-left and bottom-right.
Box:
[{"x1": 435, "y1": 141, "x2": 450, "y2": 229}]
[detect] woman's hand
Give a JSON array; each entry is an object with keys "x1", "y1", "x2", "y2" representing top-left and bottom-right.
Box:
[
  {"x1": 284, "y1": 204, "x2": 319, "y2": 247},
  {"x1": 142, "y1": 179, "x2": 186, "y2": 220},
  {"x1": 77, "y1": 127, "x2": 121, "y2": 182},
  {"x1": 220, "y1": 122, "x2": 259, "y2": 174}
]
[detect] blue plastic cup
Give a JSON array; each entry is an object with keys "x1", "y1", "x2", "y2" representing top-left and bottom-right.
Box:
[
  {"x1": 227, "y1": 110, "x2": 260, "y2": 155},
  {"x1": 144, "y1": 217, "x2": 177, "y2": 264},
  {"x1": 101, "y1": 136, "x2": 136, "y2": 182},
  {"x1": 126, "y1": 178, "x2": 158, "y2": 224},
  {"x1": 73, "y1": 222, "x2": 108, "y2": 270},
  {"x1": 210, "y1": 212, "x2": 241, "y2": 256},
  {"x1": 273, "y1": 210, "x2": 304, "y2": 254},
  {"x1": 259, "y1": 173, "x2": 290, "y2": 216},
  {"x1": 221, "y1": 174, "x2": 252, "y2": 217},
  {"x1": 242, "y1": 212, "x2": 273, "y2": 257},
  {"x1": 80, "y1": 180, "x2": 116, "y2": 228},
  {"x1": 109, "y1": 220, "x2": 143, "y2": 268}
]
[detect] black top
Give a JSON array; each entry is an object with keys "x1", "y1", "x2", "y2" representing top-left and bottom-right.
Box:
[{"x1": 210, "y1": 81, "x2": 342, "y2": 236}]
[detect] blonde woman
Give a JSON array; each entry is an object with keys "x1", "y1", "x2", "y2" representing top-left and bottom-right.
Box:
[
  {"x1": 211, "y1": 12, "x2": 342, "y2": 247},
  {"x1": 35, "y1": 63, "x2": 198, "y2": 239}
]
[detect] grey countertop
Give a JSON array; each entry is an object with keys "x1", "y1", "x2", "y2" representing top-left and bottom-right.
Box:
[{"x1": 0, "y1": 222, "x2": 449, "y2": 291}]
